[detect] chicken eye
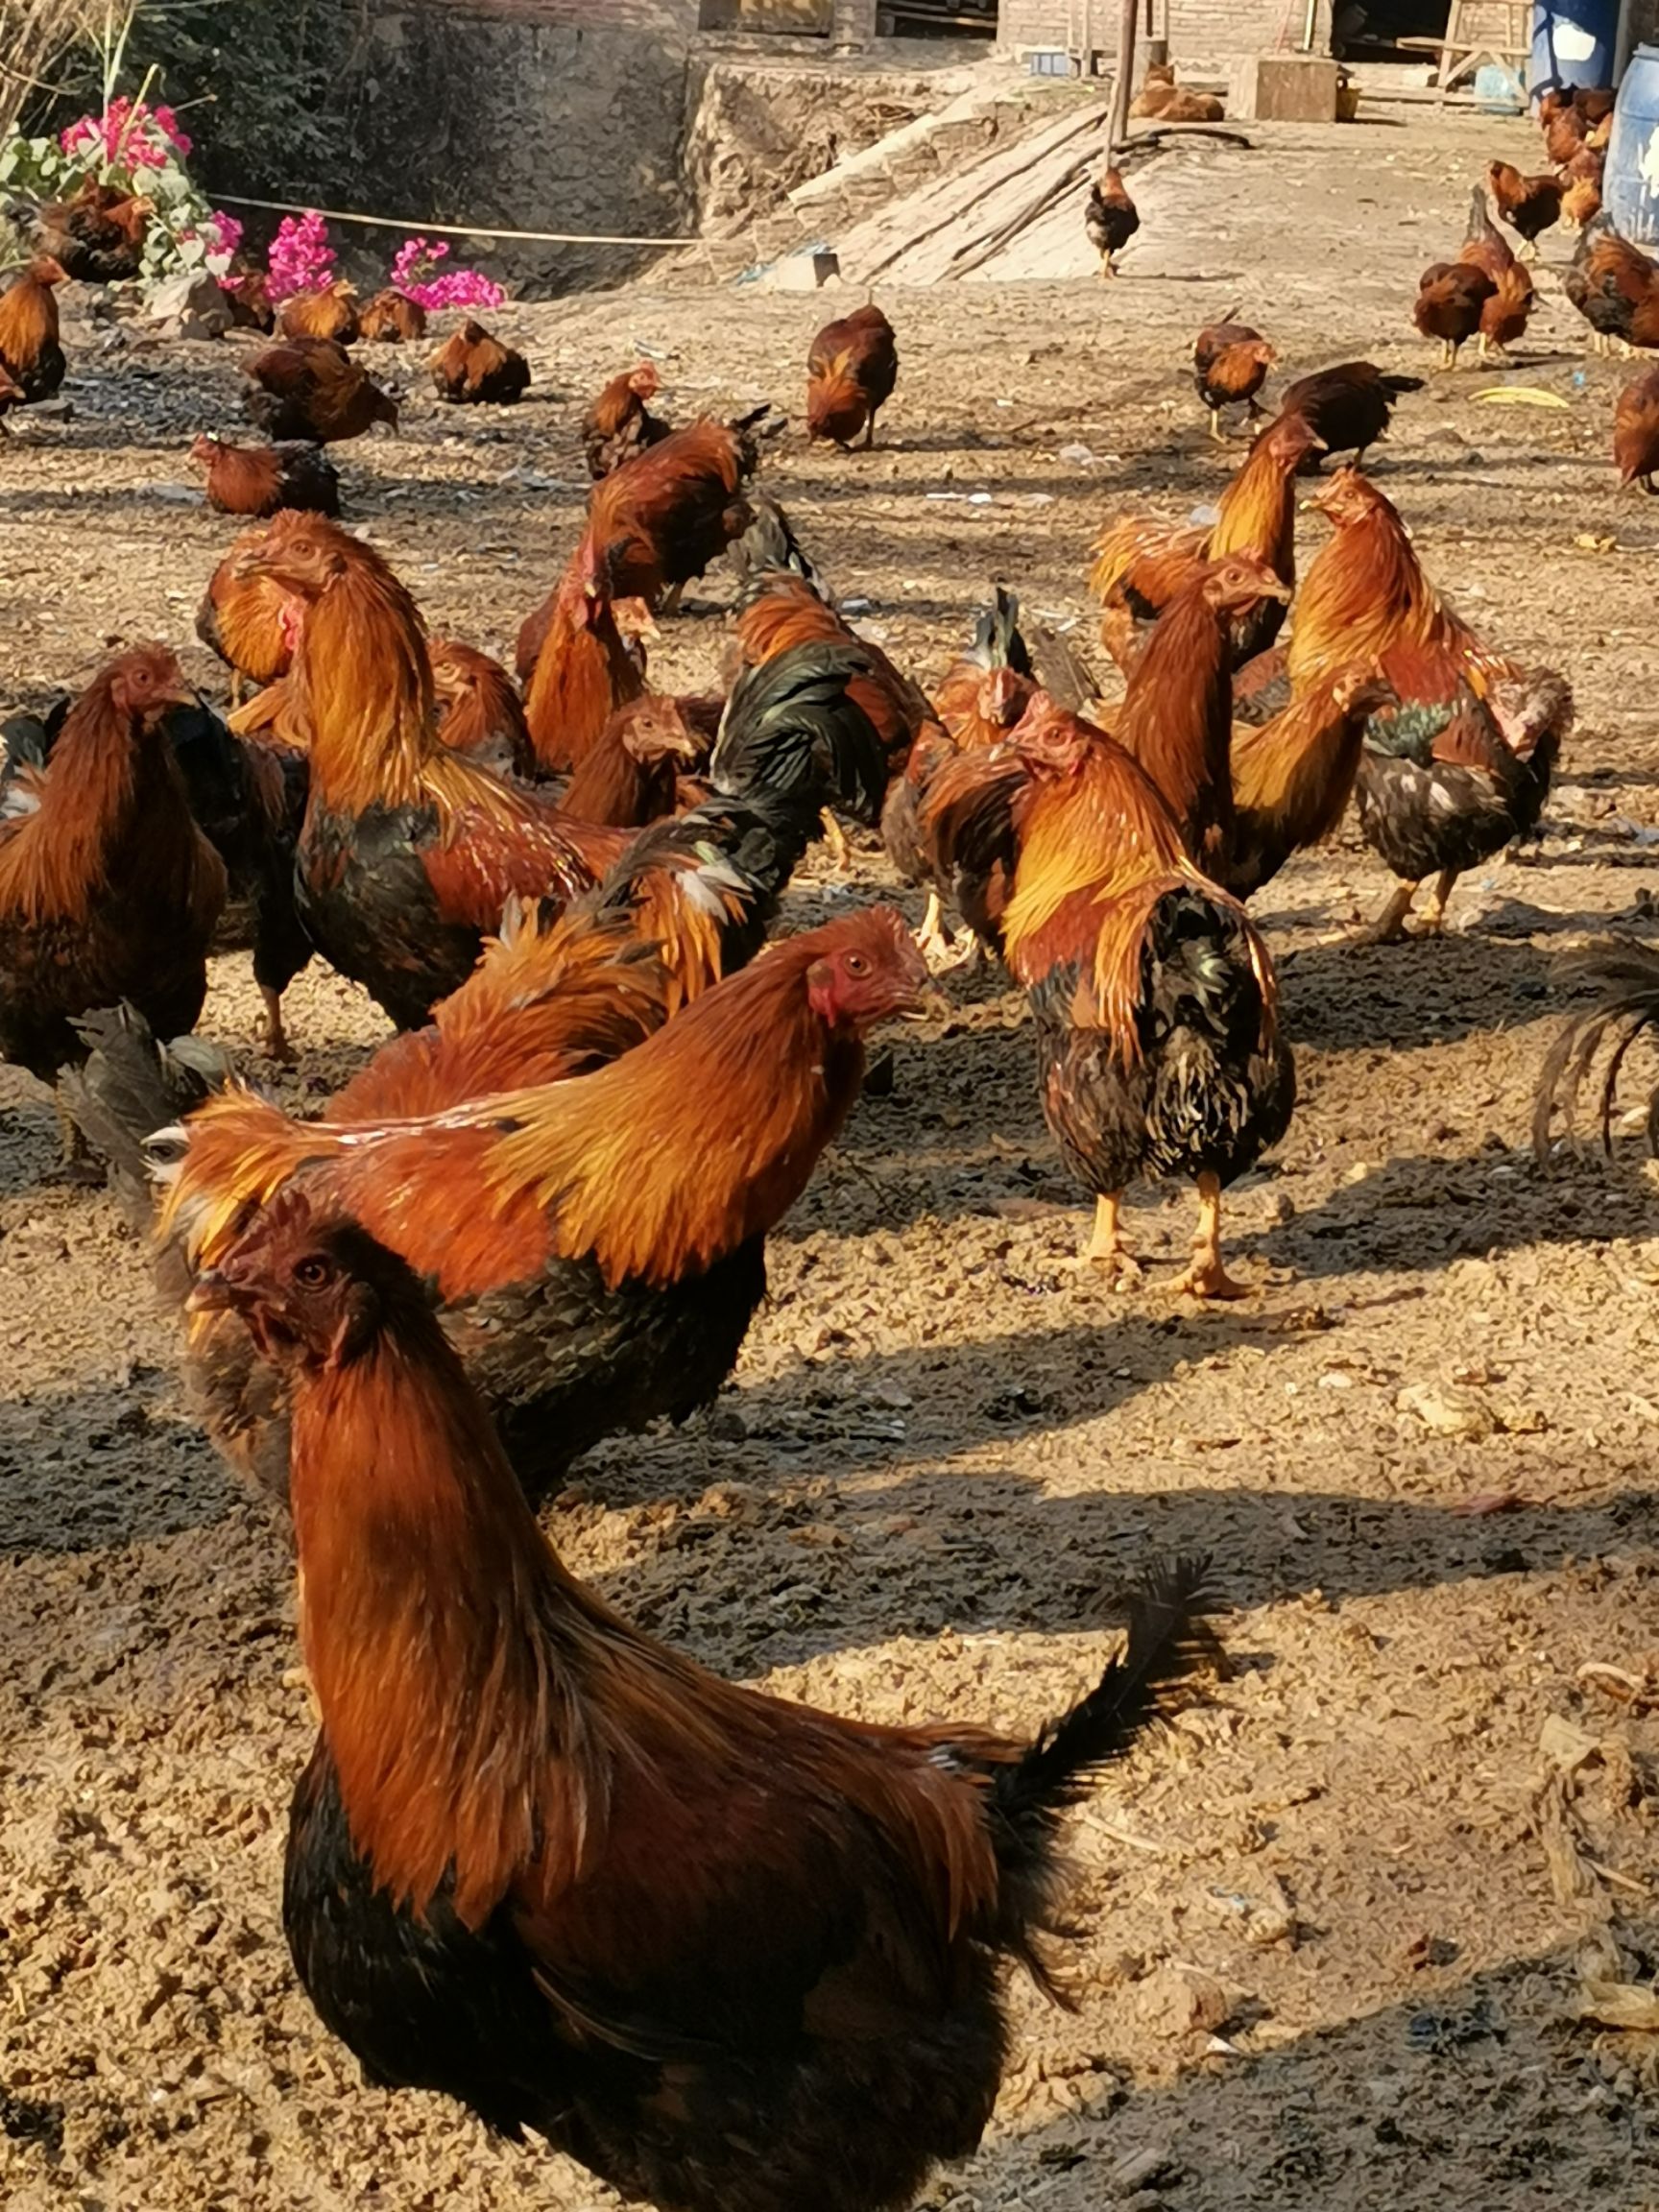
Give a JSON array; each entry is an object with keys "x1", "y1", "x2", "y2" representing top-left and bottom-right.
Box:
[
  {"x1": 845, "y1": 953, "x2": 869, "y2": 976},
  {"x1": 293, "y1": 1255, "x2": 334, "y2": 1290}
]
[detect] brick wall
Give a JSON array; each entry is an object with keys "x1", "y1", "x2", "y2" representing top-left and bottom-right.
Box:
[{"x1": 998, "y1": 0, "x2": 1331, "y2": 66}]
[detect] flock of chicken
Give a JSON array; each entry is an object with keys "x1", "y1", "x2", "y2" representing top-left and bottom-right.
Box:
[{"x1": 0, "y1": 107, "x2": 1650, "y2": 2212}]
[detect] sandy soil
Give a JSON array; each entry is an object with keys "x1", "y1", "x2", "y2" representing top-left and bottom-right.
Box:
[{"x1": 5, "y1": 108, "x2": 1659, "y2": 2212}]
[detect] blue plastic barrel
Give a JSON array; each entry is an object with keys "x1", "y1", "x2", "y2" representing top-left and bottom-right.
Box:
[
  {"x1": 1607, "y1": 46, "x2": 1659, "y2": 247},
  {"x1": 1530, "y1": 0, "x2": 1616, "y2": 99}
]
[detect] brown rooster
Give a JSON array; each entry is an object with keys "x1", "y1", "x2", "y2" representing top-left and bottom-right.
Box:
[
  {"x1": 1085, "y1": 167, "x2": 1140, "y2": 276},
  {"x1": 157, "y1": 905, "x2": 927, "y2": 1504},
  {"x1": 940, "y1": 697, "x2": 1293, "y2": 1295},
  {"x1": 1277, "y1": 361, "x2": 1423, "y2": 467},
  {"x1": 189, "y1": 1185, "x2": 1214, "y2": 2212},
  {"x1": 1487, "y1": 160, "x2": 1564, "y2": 257},
  {"x1": 1089, "y1": 410, "x2": 1320, "y2": 673},
  {"x1": 1564, "y1": 214, "x2": 1659, "y2": 353},
  {"x1": 429, "y1": 639, "x2": 537, "y2": 780},
  {"x1": 430, "y1": 319, "x2": 530, "y2": 404},
  {"x1": 1223, "y1": 671, "x2": 1395, "y2": 899},
  {"x1": 583, "y1": 360, "x2": 671, "y2": 477},
  {"x1": 278, "y1": 280, "x2": 360, "y2": 346},
  {"x1": 1288, "y1": 469, "x2": 1572, "y2": 939},
  {"x1": 1460, "y1": 185, "x2": 1535, "y2": 358},
  {"x1": 521, "y1": 541, "x2": 648, "y2": 776},
  {"x1": 189, "y1": 435, "x2": 341, "y2": 517},
  {"x1": 0, "y1": 646, "x2": 225, "y2": 1087},
  {"x1": 583, "y1": 408, "x2": 773, "y2": 613},
  {"x1": 0, "y1": 255, "x2": 68, "y2": 406},
  {"x1": 806, "y1": 303, "x2": 899, "y2": 450},
  {"x1": 234, "y1": 514, "x2": 626, "y2": 1027},
  {"x1": 242, "y1": 336, "x2": 398, "y2": 443},
  {"x1": 1614, "y1": 364, "x2": 1659, "y2": 491},
  {"x1": 358, "y1": 288, "x2": 427, "y2": 343},
  {"x1": 1192, "y1": 314, "x2": 1275, "y2": 439},
  {"x1": 197, "y1": 521, "x2": 312, "y2": 694},
  {"x1": 1414, "y1": 260, "x2": 1497, "y2": 369}
]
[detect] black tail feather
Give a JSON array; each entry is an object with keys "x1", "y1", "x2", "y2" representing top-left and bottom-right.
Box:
[
  {"x1": 58, "y1": 1005, "x2": 231, "y2": 1233},
  {"x1": 1535, "y1": 935, "x2": 1659, "y2": 1161},
  {"x1": 709, "y1": 638, "x2": 888, "y2": 827}
]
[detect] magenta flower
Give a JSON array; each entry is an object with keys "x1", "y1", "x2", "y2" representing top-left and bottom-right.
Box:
[
  {"x1": 390, "y1": 234, "x2": 505, "y2": 313},
  {"x1": 59, "y1": 97, "x2": 192, "y2": 173},
  {"x1": 267, "y1": 210, "x2": 336, "y2": 302}
]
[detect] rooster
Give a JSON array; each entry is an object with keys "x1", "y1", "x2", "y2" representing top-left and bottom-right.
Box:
[
  {"x1": 1413, "y1": 260, "x2": 1496, "y2": 370},
  {"x1": 1534, "y1": 937, "x2": 1659, "y2": 1158},
  {"x1": 278, "y1": 281, "x2": 360, "y2": 346},
  {"x1": 1223, "y1": 671, "x2": 1394, "y2": 900},
  {"x1": 1565, "y1": 214, "x2": 1659, "y2": 353},
  {"x1": 242, "y1": 336, "x2": 398, "y2": 443},
  {"x1": 521, "y1": 541, "x2": 648, "y2": 776},
  {"x1": 583, "y1": 360, "x2": 671, "y2": 478},
  {"x1": 1276, "y1": 361, "x2": 1423, "y2": 467},
  {"x1": 1191, "y1": 314, "x2": 1275, "y2": 440},
  {"x1": 935, "y1": 697, "x2": 1292, "y2": 1296},
  {"x1": 584, "y1": 408, "x2": 775, "y2": 613},
  {"x1": 0, "y1": 255, "x2": 67, "y2": 407},
  {"x1": 236, "y1": 514, "x2": 627, "y2": 1028},
  {"x1": 1487, "y1": 161, "x2": 1564, "y2": 258},
  {"x1": 190, "y1": 1185, "x2": 1216, "y2": 2212},
  {"x1": 733, "y1": 567, "x2": 930, "y2": 794},
  {"x1": 563, "y1": 695, "x2": 707, "y2": 828},
  {"x1": 0, "y1": 647, "x2": 226, "y2": 1089},
  {"x1": 1085, "y1": 166, "x2": 1139, "y2": 276},
  {"x1": 358, "y1": 288, "x2": 427, "y2": 343},
  {"x1": 197, "y1": 521, "x2": 311, "y2": 695},
  {"x1": 31, "y1": 178, "x2": 151, "y2": 281},
  {"x1": 189, "y1": 435, "x2": 340, "y2": 517},
  {"x1": 806, "y1": 303, "x2": 899, "y2": 450},
  {"x1": 156, "y1": 906, "x2": 926, "y2": 1505},
  {"x1": 1287, "y1": 469, "x2": 1572, "y2": 939},
  {"x1": 1459, "y1": 186, "x2": 1535, "y2": 359},
  {"x1": 1614, "y1": 364, "x2": 1659, "y2": 491},
  {"x1": 430, "y1": 320, "x2": 530, "y2": 404},
  {"x1": 429, "y1": 639, "x2": 537, "y2": 781},
  {"x1": 1088, "y1": 411, "x2": 1320, "y2": 673}
]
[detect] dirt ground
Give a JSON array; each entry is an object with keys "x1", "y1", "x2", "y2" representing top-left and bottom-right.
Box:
[{"x1": 6, "y1": 106, "x2": 1659, "y2": 2212}]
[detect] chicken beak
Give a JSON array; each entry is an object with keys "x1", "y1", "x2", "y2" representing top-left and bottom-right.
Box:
[{"x1": 184, "y1": 1269, "x2": 240, "y2": 1316}]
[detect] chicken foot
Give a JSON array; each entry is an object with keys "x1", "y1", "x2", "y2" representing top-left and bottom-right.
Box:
[
  {"x1": 916, "y1": 889, "x2": 956, "y2": 963},
  {"x1": 1070, "y1": 1192, "x2": 1142, "y2": 1286},
  {"x1": 1352, "y1": 878, "x2": 1419, "y2": 946},
  {"x1": 258, "y1": 984, "x2": 293, "y2": 1064},
  {"x1": 820, "y1": 810, "x2": 853, "y2": 872},
  {"x1": 1169, "y1": 1172, "x2": 1250, "y2": 1300},
  {"x1": 1418, "y1": 866, "x2": 1458, "y2": 934}
]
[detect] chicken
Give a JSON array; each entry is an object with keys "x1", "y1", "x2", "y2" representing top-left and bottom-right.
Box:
[
  {"x1": 430, "y1": 319, "x2": 530, "y2": 404},
  {"x1": 583, "y1": 408, "x2": 774, "y2": 612},
  {"x1": 223, "y1": 269, "x2": 276, "y2": 332},
  {"x1": 1088, "y1": 411, "x2": 1320, "y2": 674},
  {"x1": 1102, "y1": 555, "x2": 1294, "y2": 878},
  {"x1": 733, "y1": 569, "x2": 930, "y2": 785},
  {"x1": 0, "y1": 360, "x2": 23, "y2": 433},
  {"x1": 188, "y1": 1185, "x2": 1215, "y2": 2212},
  {"x1": 521, "y1": 541, "x2": 649, "y2": 776},
  {"x1": 1131, "y1": 65, "x2": 1224, "y2": 121},
  {"x1": 429, "y1": 639, "x2": 538, "y2": 780},
  {"x1": 1534, "y1": 936, "x2": 1659, "y2": 1157},
  {"x1": 242, "y1": 336, "x2": 399, "y2": 442},
  {"x1": 157, "y1": 905, "x2": 925, "y2": 1506},
  {"x1": 583, "y1": 360, "x2": 671, "y2": 477},
  {"x1": 885, "y1": 589, "x2": 1037, "y2": 953},
  {"x1": 189, "y1": 435, "x2": 341, "y2": 518},
  {"x1": 1085, "y1": 166, "x2": 1139, "y2": 277},
  {"x1": 982, "y1": 697, "x2": 1292, "y2": 1295},
  {"x1": 1459, "y1": 186, "x2": 1535, "y2": 358},
  {"x1": 1286, "y1": 469, "x2": 1572, "y2": 939},
  {"x1": 562, "y1": 695, "x2": 707, "y2": 828},
  {"x1": 235, "y1": 514, "x2": 626, "y2": 1029},
  {"x1": 1413, "y1": 260, "x2": 1496, "y2": 369},
  {"x1": 278, "y1": 280, "x2": 360, "y2": 345},
  {"x1": 0, "y1": 255, "x2": 68, "y2": 407},
  {"x1": 197, "y1": 521, "x2": 310, "y2": 692},
  {"x1": 1191, "y1": 315, "x2": 1275, "y2": 440},
  {"x1": 0, "y1": 647, "x2": 226, "y2": 1089},
  {"x1": 1614, "y1": 364, "x2": 1659, "y2": 491},
  {"x1": 1222, "y1": 672, "x2": 1394, "y2": 899},
  {"x1": 358, "y1": 288, "x2": 427, "y2": 343},
  {"x1": 1276, "y1": 361, "x2": 1423, "y2": 467},
  {"x1": 1564, "y1": 214, "x2": 1659, "y2": 354},
  {"x1": 1487, "y1": 161, "x2": 1563, "y2": 257},
  {"x1": 1561, "y1": 167, "x2": 1604, "y2": 232},
  {"x1": 1543, "y1": 101, "x2": 1589, "y2": 166},
  {"x1": 805, "y1": 303, "x2": 899, "y2": 450},
  {"x1": 32, "y1": 177, "x2": 152, "y2": 281},
  {"x1": 726, "y1": 491, "x2": 819, "y2": 592}
]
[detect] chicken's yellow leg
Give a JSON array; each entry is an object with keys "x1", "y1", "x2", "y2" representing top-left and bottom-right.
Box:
[{"x1": 1170, "y1": 1172, "x2": 1250, "y2": 1300}]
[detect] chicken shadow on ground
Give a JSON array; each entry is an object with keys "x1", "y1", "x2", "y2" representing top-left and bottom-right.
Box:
[
  {"x1": 1275, "y1": 931, "x2": 1559, "y2": 1051},
  {"x1": 0, "y1": 1382, "x2": 240, "y2": 1555},
  {"x1": 934, "y1": 1939, "x2": 1654, "y2": 2212}
]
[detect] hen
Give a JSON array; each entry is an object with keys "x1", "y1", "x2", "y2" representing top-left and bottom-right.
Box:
[
  {"x1": 0, "y1": 255, "x2": 68, "y2": 406},
  {"x1": 242, "y1": 336, "x2": 398, "y2": 442},
  {"x1": 1089, "y1": 411, "x2": 1318, "y2": 674},
  {"x1": 0, "y1": 647, "x2": 226, "y2": 1088},
  {"x1": 32, "y1": 178, "x2": 151, "y2": 281},
  {"x1": 1459, "y1": 186, "x2": 1535, "y2": 358},
  {"x1": 806, "y1": 304, "x2": 899, "y2": 450},
  {"x1": 192, "y1": 1186, "x2": 1216, "y2": 2212},
  {"x1": 189, "y1": 435, "x2": 340, "y2": 517},
  {"x1": 1414, "y1": 260, "x2": 1496, "y2": 369},
  {"x1": 1287, "y1": 469, "x2": 1572, "y2": 939},
  {"x1": 1614, "y1": 363, "x2": 1659, "y2": 491},
  {"x1": 1564, "y1": 214, "x2": 1659, "y2": 353},
  {"x1": 279, "y1": 281, "x2": 360, "y2": 346},
  {"x1": 358, "y1": 289, "x2": 427, "y2": 343},
  {"x1": 1276, "y1": 361, "x2": 1422, "y2": 467},
  {"x1": 521, "y1": 541, "x2": 648, "y2": 776},
  {"x1": 583, "y1": 361, "x2": 671, "y2": 477},
  {"x1": 429, "y1": 639, "x2": 538, "y2": 780},
  {"x1": 430, "y1": 320, "x2": 531, "y2": 405},
  {"x1": 1085, "y1": 167, "x2": 1139, "y2": 277},
  {"x1": 1191, "y1": 315, "x2": 1275, "y2": 439},
  {"x1": 583, "y1": 408, "x2": 773, "y2": 613}
]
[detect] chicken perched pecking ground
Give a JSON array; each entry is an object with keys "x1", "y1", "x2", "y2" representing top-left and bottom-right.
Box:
[
  {"x1": 805, "y1": 303, "x2": 899, "y2": 450},
  {"x1": 1191, "y1": 313, "x2": 1276, "y2": 440}
]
